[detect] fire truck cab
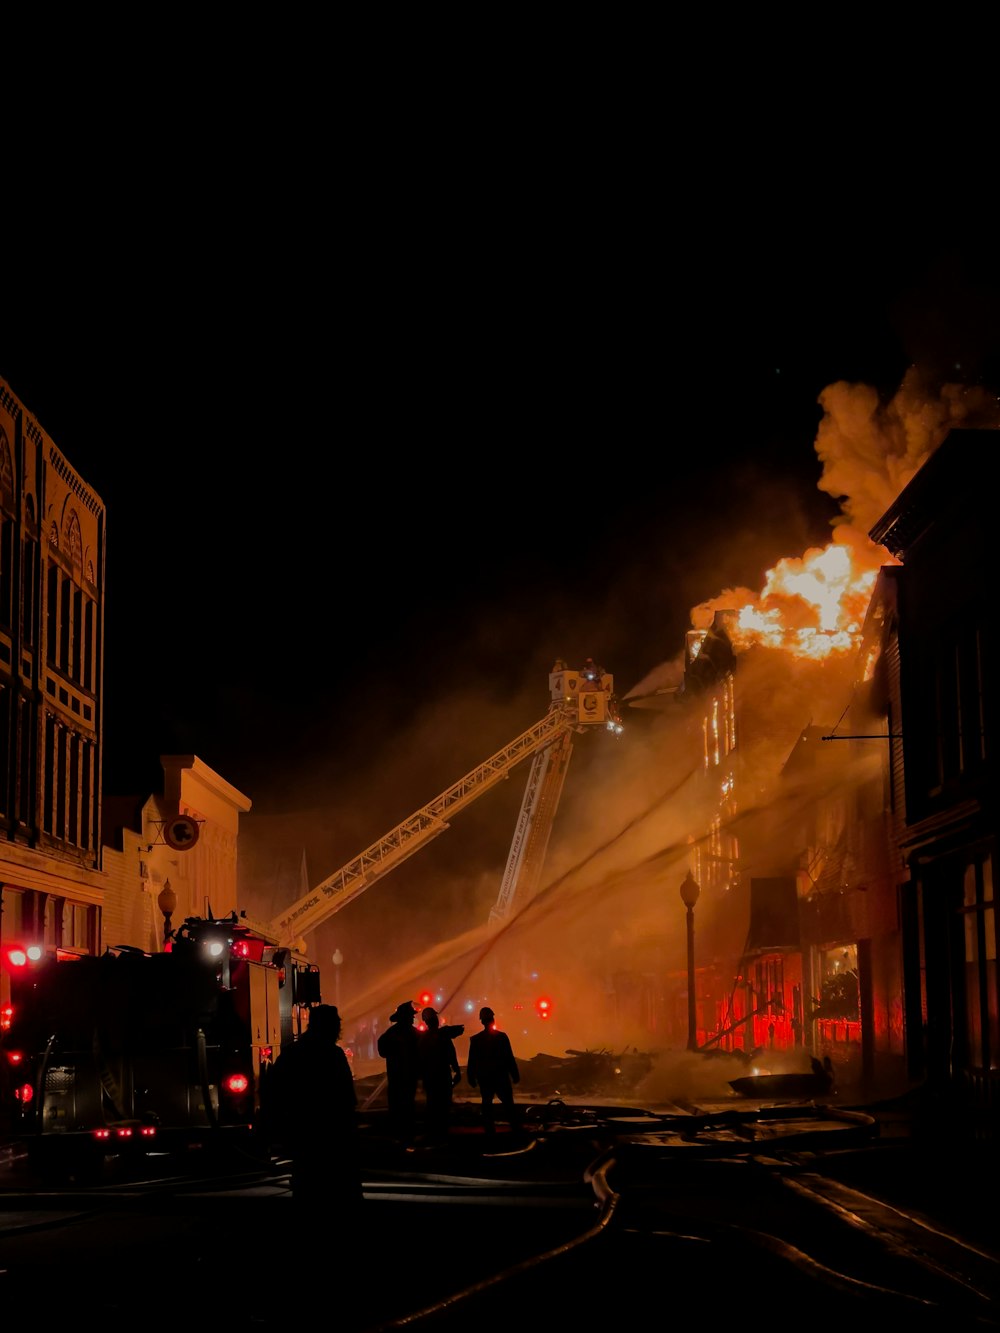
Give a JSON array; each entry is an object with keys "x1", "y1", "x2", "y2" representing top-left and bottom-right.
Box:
[{"x1": 0, "y1": 913, "x2": 320, "y2": 1179}]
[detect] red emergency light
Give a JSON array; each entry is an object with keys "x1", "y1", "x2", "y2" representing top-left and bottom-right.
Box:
[
  {"x1": 233, "y1": 934, "x2": 268, "y2": 963},
  {"x1": 2, "y1": 942, "x2": 43, "y2": 972}
]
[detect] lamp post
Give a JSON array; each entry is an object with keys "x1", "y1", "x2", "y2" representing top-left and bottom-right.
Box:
[
  {"x1": 157, "y1": 880, "x2": 177, "y2": 948},
  {"x1": 679, "y1": 871, "x2": 700, "y2": 1051},
  {"x1": 332, "y1": 948, "x2": 343, "y2": 1008}
]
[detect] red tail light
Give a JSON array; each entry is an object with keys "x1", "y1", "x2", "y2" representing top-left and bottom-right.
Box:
[
  {"x1": 15, "y1": 1082, "x2": 33, "y2": 1103},
  {"x1": 92, "y1": 1125, "x2": 156, "y2": 1141},
  {"x1": 1, "y1": 1003, "x2": 13, "y2": 1031},
  {"x1": 224, "y1": 1072, "x2": 250, "y2": 1095},
  {"x1": 5, "y1": 1047, "x2": 24, "y2": 1066}
]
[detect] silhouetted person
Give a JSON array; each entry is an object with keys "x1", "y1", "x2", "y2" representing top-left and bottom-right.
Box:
[
  {"x1": 377, "y1": 1000, "x2": 420, "y2": 1145},
  {"x1": 466, "y1": 1006, "x2": 520, "y2": 1138},
  {"x1": 264, "y1": 1003, "x2": 362, "y2": 1214},
  {"x1": 417, "y1": 1007, "x2": 463, "y2": 1143},
  {"x1": 580, "y1": 657, "x2": 604, "y2": 687}
]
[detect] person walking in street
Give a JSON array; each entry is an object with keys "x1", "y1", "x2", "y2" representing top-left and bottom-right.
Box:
[
  {"x1": 377, "y1": 999, "x2": 421, "y2": 1146},
  {"x1": 466, "y1": 1006, "x2": 520, "y2": 1138},
  {"x1": 417, "y1": 1007, "x2": 463, "y2": 1144},
  {"x1": 263, "y1": 1003, "x2": 362, "y2": 1215}
]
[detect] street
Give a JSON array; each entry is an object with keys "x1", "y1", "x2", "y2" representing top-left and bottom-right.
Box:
[{"x1": 2, "y1": 1093, "x2": 998, "y2": 1331}]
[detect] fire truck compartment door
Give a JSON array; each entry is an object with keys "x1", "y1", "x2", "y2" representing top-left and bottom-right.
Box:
[{"x1": 249, "y1": 963, "x2": 282, "y2": 1049}]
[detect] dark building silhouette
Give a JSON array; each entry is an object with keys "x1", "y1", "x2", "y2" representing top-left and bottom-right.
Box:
[{"x1": 868, "y1": 428, "x2": 998, "y2": 1139}]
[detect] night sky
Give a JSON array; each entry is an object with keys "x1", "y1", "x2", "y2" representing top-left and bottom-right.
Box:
[
  {"x1": 4, "y1": 182, "x2": 999, "y2": 1024},
  {"x1": 7, "y1": 234, "x2": 996, "y2": 802}
]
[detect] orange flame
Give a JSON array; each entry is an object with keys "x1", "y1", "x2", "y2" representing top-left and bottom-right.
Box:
[{"x1": 694, "y1": 535, "x2": 893, "y2": 662}]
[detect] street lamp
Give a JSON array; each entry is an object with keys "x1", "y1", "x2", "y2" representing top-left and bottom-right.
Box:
[
  {"x1": 157, "y1": 880, "x2": 177, "y2": 948},
  {"x1": 332, "y1": 948, "x2": 343, "y2": 1008},
  {"x1": 679, "y1": 871, "x2": 700, "y2": 1051}
]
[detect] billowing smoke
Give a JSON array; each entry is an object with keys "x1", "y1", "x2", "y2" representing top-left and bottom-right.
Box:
[
  {"x1": 685, "y1": 369, "x2": 999, "y2": 647},
  {"x1": 816, "y1": 371, "x2": 999, "y2": 535}
]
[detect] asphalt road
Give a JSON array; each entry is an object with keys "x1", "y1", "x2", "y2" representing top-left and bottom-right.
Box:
[{"x1": 2, "y1": 1097, "x2": 998, "y2": 1331}]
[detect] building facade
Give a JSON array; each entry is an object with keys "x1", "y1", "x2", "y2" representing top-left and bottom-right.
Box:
[
  {"x1": 868, "y1": 428, "x2": 998, "y2": 1140},
  {"x1": 0, "y1": 377, "x2": 107, "y2": 999}
]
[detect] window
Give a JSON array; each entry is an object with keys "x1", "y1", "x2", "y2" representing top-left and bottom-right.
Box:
[{"x1": 962, "y1": 854, "x2": 998, "y2": 1073}]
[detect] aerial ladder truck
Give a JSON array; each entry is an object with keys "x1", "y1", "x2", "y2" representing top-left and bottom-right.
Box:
[
  {"x1": 248, "y1": 661, "x2": 622, "y2": 951},
  {"x1": 0, "y1": 663, "x2": 620, "y2": 1175}
]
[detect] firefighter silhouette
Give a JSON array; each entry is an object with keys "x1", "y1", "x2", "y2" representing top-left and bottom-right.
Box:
[
  {"x1": 264, "y1": 1004, "x2": 362, "y2": 1209},
  {"x1": 417, "y1": 1007, "x2": 463, "y2": 1143},
  {"x1": 466, "y1": 1006, "x2": 521, "y2": 1137},
  {"x1": 581, "y1": 657, "x2": 603, "y2": 687},
  {"x1": 377, "y1": 1000, "x2": 421, "y2": 1146}
]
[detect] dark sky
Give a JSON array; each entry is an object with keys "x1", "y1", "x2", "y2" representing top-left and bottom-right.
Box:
[
  {"x1": 4, "y1": 178, "x2": 999, "y2": 1019},
  {"x1": 4, "y1": 225, "x2": 996, "y2": 805}
]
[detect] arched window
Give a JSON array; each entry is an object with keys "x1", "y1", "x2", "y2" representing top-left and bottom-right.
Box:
[
  {"x1": 65, "y1": 511, "x2": 83, "y2": 567},
  {"x1": 0, "y1": 428, "x2": 12, "y2": 495}
]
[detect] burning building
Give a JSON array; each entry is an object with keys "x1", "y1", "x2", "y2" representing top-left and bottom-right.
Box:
[{"x1": 627, "y1": 417, "x2": 998, "y2": 1138}]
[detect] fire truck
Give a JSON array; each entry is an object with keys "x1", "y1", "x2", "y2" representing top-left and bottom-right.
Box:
[
  {"x1": 0, "y1": 662, "x2": 619, "y2": 1174},
  {"x1": 0, "y1": 913, "x2": 320, "y2": 1178}
]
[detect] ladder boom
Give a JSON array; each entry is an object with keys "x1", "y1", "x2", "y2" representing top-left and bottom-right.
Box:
[
  {"x1": 271, "y1": 700, "x2": 580, "y2": 946},
  {"x1": 490, "y1": 729, "x2": 574, "y2": 925}
]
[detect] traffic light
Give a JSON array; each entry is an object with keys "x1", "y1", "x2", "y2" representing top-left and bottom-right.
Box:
[{"x1": 534, "y1": 995, "x2": 553, "y2": 1021}]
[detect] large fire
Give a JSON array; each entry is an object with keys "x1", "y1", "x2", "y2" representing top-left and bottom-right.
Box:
[
  {"x1": 695, "y1": 537, "x2": 887, "y2": 661},
  {"x1": 688, "y1": 371, "x2": 1000, "y2": 665}
]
